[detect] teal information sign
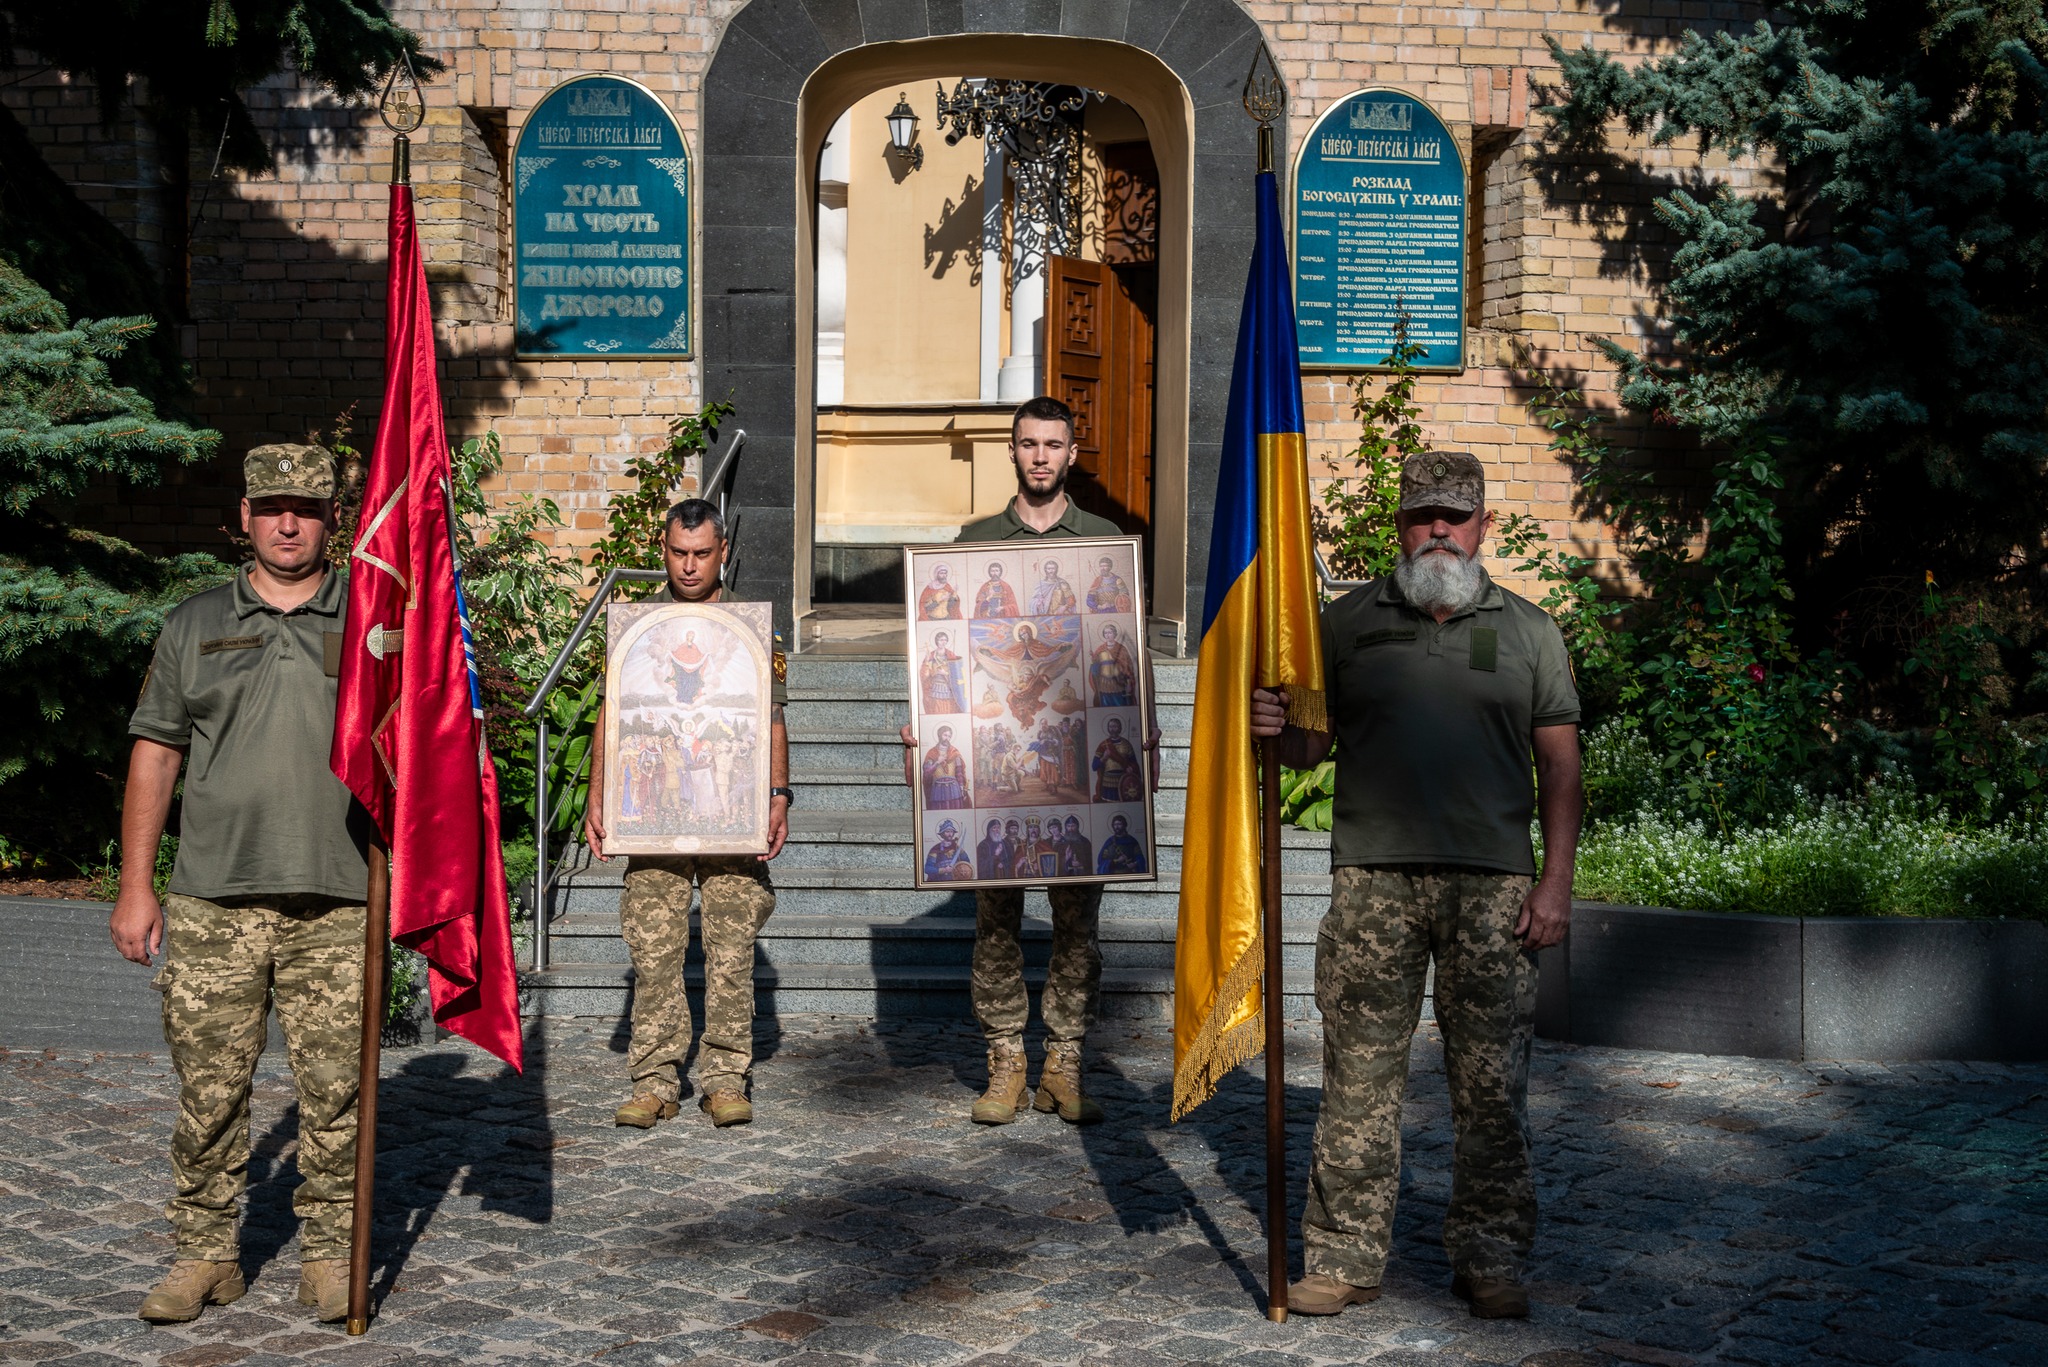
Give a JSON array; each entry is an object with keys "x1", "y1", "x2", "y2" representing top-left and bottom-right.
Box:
[
  {"x1": 513, "y1": 76, "x2": 691, "y2": 359},
  {"x1": 1292, "y1": 89, "x2": 1466, "y2": 371}
]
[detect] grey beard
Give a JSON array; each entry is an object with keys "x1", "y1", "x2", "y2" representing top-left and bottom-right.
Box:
[{"x1": 1395, "y1": 542, "x2": 1485, "y2": 616}]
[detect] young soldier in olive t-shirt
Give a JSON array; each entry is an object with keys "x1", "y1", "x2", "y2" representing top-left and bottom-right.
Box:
[
  {"x1": 115, "y1": 445, "x2": 371, "y2": 1327},
  {"x1": 901, "y1": 396, "x2": 1159, "y2": 1127},
  {"x1": 1252, "y1": 451, "x2": 1584, "y2": 1322}
]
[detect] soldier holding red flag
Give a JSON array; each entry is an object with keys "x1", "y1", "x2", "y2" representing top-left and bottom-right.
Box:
[{"x1": 114, "y1": 445, "x2": 369, "y2": 1326}]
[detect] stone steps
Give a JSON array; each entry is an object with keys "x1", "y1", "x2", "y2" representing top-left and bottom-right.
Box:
[{"x1": 529, "y1": 651, "x2": 1328, "y2": 1023}]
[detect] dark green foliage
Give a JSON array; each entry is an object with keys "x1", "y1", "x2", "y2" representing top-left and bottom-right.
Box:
[
  {"x1": 1, "y1": 0, "x2": 440, "y2": 175},
  {"x1": 0, "y1": 260, "x2": 216, "y2": 513},
  {"x1": 1313, "y1": 318, "x2": 1425, "y2": 583},
  {"x1": 589, "y1": 401, "x2": 734, "y2": 580},
  {"x1": 0, "y1": 262, "x2": 229, "y2": 865},
  {"x1": 1539, "y1": 0, "x2": 2048, "y2": 627}
]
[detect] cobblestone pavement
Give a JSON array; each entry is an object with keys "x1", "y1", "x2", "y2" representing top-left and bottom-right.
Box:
[{"x1": 3, "y1": 1017, "x2": 2046, "y2": 1367}]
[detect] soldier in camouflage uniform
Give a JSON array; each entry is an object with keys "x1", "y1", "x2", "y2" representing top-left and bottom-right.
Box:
[
  {"x1": 584, "y1": 500, "x2": 792, "y2": 1130},
  {"x1": 901, "y1": 397, "x2": 1160, "y2": 1126},
  {"x1": 1252, "y1": 452, "x2": 1584, "y2": 1320},
  {"x1": 113, "y1": 446, "x2": 371, "y2": 1326}
]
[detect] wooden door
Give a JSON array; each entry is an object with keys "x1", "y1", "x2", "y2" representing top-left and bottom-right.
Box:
[{"x1": 1046, "y1": 254, "x2": 1156, "y2": 544}]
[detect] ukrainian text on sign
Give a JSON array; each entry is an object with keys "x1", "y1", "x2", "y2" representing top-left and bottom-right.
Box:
[
  {"x1": 1292, "y1": 89, "x2": 1466, "y2": 371},
  {"x1": 513, "y1": 76, "x2": 692, "y2": 359}
]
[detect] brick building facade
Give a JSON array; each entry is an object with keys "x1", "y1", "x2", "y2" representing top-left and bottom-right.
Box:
[{"x1": 8, "y1": 0, "x2": 1759, "y2": 643}]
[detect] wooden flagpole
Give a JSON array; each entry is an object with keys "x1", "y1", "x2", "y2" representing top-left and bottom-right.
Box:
[
  {"x1": 346, "y1": 843, "x2": 390, "y2": 1334},
  {"x1": 1260, "y1": 743, "x2": 1289, "y2": 1321}
]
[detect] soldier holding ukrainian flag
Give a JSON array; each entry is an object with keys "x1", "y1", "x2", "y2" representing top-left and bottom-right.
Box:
[{"x1": 1172, "y1": 77, "x2": 1583, "y2": 1323}]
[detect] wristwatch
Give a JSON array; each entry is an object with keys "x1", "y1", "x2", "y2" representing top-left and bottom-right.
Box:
[{"x1": 770, "y1": 786, "x2": 796, "y2": 806}]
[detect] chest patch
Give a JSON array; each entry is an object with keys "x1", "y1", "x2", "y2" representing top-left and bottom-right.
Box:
[
  {"x1": 1470, "y1": 627, "x2": 1498, "y2": 672},
  {"x1": 1354, "y1": 628, "x2": 1418, "y2": 649},
  {"x1": 199, "y1": 635, "x2": 263, "y2": 656}
]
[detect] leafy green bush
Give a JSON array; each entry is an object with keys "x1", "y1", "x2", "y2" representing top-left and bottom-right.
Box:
[
  {"x1": 1567, "y1": 782, "x2": 2048, "y2": 920},
  {"x1": 1279, "y1": 760, "x2": 1334, "y2": 831},
  {"x1": 1312, "y1": 318, "x2": 1424, "y2": 582}
]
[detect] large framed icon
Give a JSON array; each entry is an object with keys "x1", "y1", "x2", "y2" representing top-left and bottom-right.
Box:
[
  {"x1": 600, "y1": 599, "x2": 774, "y2": 856},
  {"x1": 903, "y1": 536, "x2": 1158, "y2": 889}
]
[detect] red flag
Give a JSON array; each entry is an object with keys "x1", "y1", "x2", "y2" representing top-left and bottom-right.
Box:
[{"x1": 331, "y1": 184, "x2": 523, "y2": 1071}]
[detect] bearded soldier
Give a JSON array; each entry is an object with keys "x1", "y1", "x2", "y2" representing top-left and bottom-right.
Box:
[{"x1": 1252, "y1": 451, "x2": 1584, "y2": 1320}]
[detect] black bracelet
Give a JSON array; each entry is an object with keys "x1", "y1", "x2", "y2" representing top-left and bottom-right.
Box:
[{"x1": 770, "y1": 786, "x2": 796, "y2": 806}]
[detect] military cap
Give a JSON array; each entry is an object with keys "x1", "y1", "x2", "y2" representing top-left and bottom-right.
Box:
[
  {"x1": 244, "y1": 443, "x2": 338, "y2": 500},
  {"x1": 1398, "y1": 450, "x2": 1485, "y2": 513}
]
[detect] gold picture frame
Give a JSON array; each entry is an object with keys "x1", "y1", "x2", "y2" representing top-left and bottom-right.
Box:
[
  {"x1": 600, "y1": 599, "x2": 774, "y2": 856},
  {"x1": 903, "y1": 536, "x2": 1158, "y2": 889}
]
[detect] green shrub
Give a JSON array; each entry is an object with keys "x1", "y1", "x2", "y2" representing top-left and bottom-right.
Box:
[{"x1": 1566, "y1": 783, "x2": 2048, "y2": 920}]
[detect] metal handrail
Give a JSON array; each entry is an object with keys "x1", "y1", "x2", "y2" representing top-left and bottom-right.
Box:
[
  {"x1": 519, "y1": 428, "x2": 746, "y2": 973},
  {"x1": 521, "y1": 568, "x2": 665, "y2": 973},
  {"x1": 1315, "y1": 548, "x2": 1371, "y2": 593}
]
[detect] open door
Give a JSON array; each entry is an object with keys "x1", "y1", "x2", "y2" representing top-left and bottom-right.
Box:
[{"x1": 1046, "y1": 253, "x2": 1156, "y2": 547}]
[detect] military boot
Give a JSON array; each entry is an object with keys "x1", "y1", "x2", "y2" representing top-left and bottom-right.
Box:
[
  {"x1": 1451, "y1": 1273, "x2": 1529, "y2": 1319},
  {"x1": 1033, "y1": 1041, "x2": 1104, "y2": 1124},
  {"x1": 1288, "y1": 1273, "x2": 1381, "y2": 1316},
  {"x1": 614, "y1": 1092, "x2": 680, "y2": 1128},
  {"x1": 700, "y1": 1088, "x2": 753, "y2": 1127},
  {"x1": 298, "y1": 1259, "x2": 349, "y2": 1323},
  {"x1": 971, "y1": 1041, "x2": 1029, "y2": 1124},
  {"x1": 137, "y1": 1259, "x2": 245, "y2": 1323}
]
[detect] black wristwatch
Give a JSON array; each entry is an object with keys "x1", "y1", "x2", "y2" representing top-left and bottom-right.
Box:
[{"x1": 770, "y1": 786, "x2": 796, "y2": 806}]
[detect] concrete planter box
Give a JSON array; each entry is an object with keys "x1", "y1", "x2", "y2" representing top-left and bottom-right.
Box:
[{"x1": 1537, "y1": 902, "x2": 2048, "y2": 1061}]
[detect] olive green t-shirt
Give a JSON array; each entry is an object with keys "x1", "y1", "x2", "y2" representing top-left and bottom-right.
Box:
[
  {"x1": 129, "y1": 566, "x2": 371, "y2": 902},
  {"x1": 957, "y1": 496, "x2": 1125, "y2": 543},
  {"x1": 1320, "y1": 571, "x2": 1580, "y2": 875}
]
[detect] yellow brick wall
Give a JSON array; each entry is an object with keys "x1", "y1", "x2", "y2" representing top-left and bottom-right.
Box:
[{"x1": 11, "y1": 0, "x2": 1764, "y2": 595}]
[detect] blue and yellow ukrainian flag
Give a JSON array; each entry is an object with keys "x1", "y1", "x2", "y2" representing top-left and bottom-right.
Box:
[{"x1": 1171, "y1": 169, "x2": 1326, "y2": 1121}]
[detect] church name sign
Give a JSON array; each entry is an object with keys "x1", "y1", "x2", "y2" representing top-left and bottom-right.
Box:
[
  {"x1": 513, "y1": 76, "x2": 692, "y2": 359},
  {"x1": 1292, "y1": 89, "x2": 1467, "y2": 372}
]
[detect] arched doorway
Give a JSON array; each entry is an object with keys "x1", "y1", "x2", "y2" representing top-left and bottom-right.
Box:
[
  {"x1": 808, "y1": 81, "x2": 1165, "y2": 605},
  {"x1": 699, "y1": 1, "x2": 1269, "y2": 648}
]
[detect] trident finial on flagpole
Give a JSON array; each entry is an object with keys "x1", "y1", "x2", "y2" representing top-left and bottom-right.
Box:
[
  {"x1": 1241, "y1": 47, "x2": 1283, "y2": 174},
  {"x1": 378, "y1": 50, "x2": 426, "y2": 185}
]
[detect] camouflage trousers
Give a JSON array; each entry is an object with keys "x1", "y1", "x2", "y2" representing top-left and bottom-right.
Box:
[
  {"x1": 620, "y1": 855, "x2": 775, "y2": 1101},
  {"x1": 972, "y1": 884, "x2": 1103, "y2": 1049},
  {"x1": 152, "y1": 893, "x2": 364, "y2": 1263},
  {"x1": 1303, "y1": 865, "x2": 1539, "y2": 1286}
]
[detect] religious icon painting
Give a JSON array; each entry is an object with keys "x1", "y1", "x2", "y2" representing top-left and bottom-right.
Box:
[
  {"x1": 600, "y1": 599, "x2": 774, "y2": 856},
  {"x1": 903, "y1": 536, "x2": 1157, "y2": 890}
]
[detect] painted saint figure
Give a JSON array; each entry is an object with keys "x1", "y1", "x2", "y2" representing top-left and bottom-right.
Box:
[
  {"x1": 1085, "y1": 555, "x2": 1133, "y2": 614},
  {"x1": 977, "y1": 819, "x2": 1011, "y2": 882},
  {"x1": 921, "y1": 725, "x2": 971, "y2": 810},
  {"x1": 1096, "y1": 813, "x2": 1147, "y2": 875},
  {"x1": 924, "y1": 820, "x2": 975, "y2": 881},
  {"x1": 1091, "y1": 716, "x2": 1143, "y2": 803},
  {"x1": 920, "y1": 631, "x2": 968, "y2": 714},
  {"x1": 1029, "y1": 558, "x2": 1077, "y2": 615},
  {"x1": 972, "y1": 618, "x2": 1079, "y2": 730},
  {"x1": 1059, "y1": 816, "x2": 1093, "y2": 877},
  {"x1": 917, "y1": 564, "x2": 963, "y2": 620},
  {"x1": 974, "y1": 561, "x2": 1019, "y2": 619},
  {"x1": 668, "y1": 628, "x2": 709, "y2": 705},
  {"x1": 1089, "y1": 623, "x2": 1139, "y2": 708}
]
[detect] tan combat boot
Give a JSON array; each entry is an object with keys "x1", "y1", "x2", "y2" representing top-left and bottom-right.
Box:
[
  {"x1": 298, "y1": 1259, "x2": 349, "y2": 1323},
  {"x1": 1033, "y1": 1041, "x2": 1104, "y2": 1124},
  {"x1": 700, "y1": 1088, "x2": 753, "y2": 1127},
  {"x1": 1288, "y1": 1273, "x2": 1381, "y2": 1316},
  {"x1": 971, "y1": 1041, "x2": 1029, "y2": 1124},
  {"x1": 614, "y1": 1092, "x2": 680, "y2": 1128},
  {"x1": 137, "y1": 1259, "x2": 245, "y2": 1323},
  {"x1": 1451, "y1": 1273, "x2": 1530, "y2": 1319}
]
